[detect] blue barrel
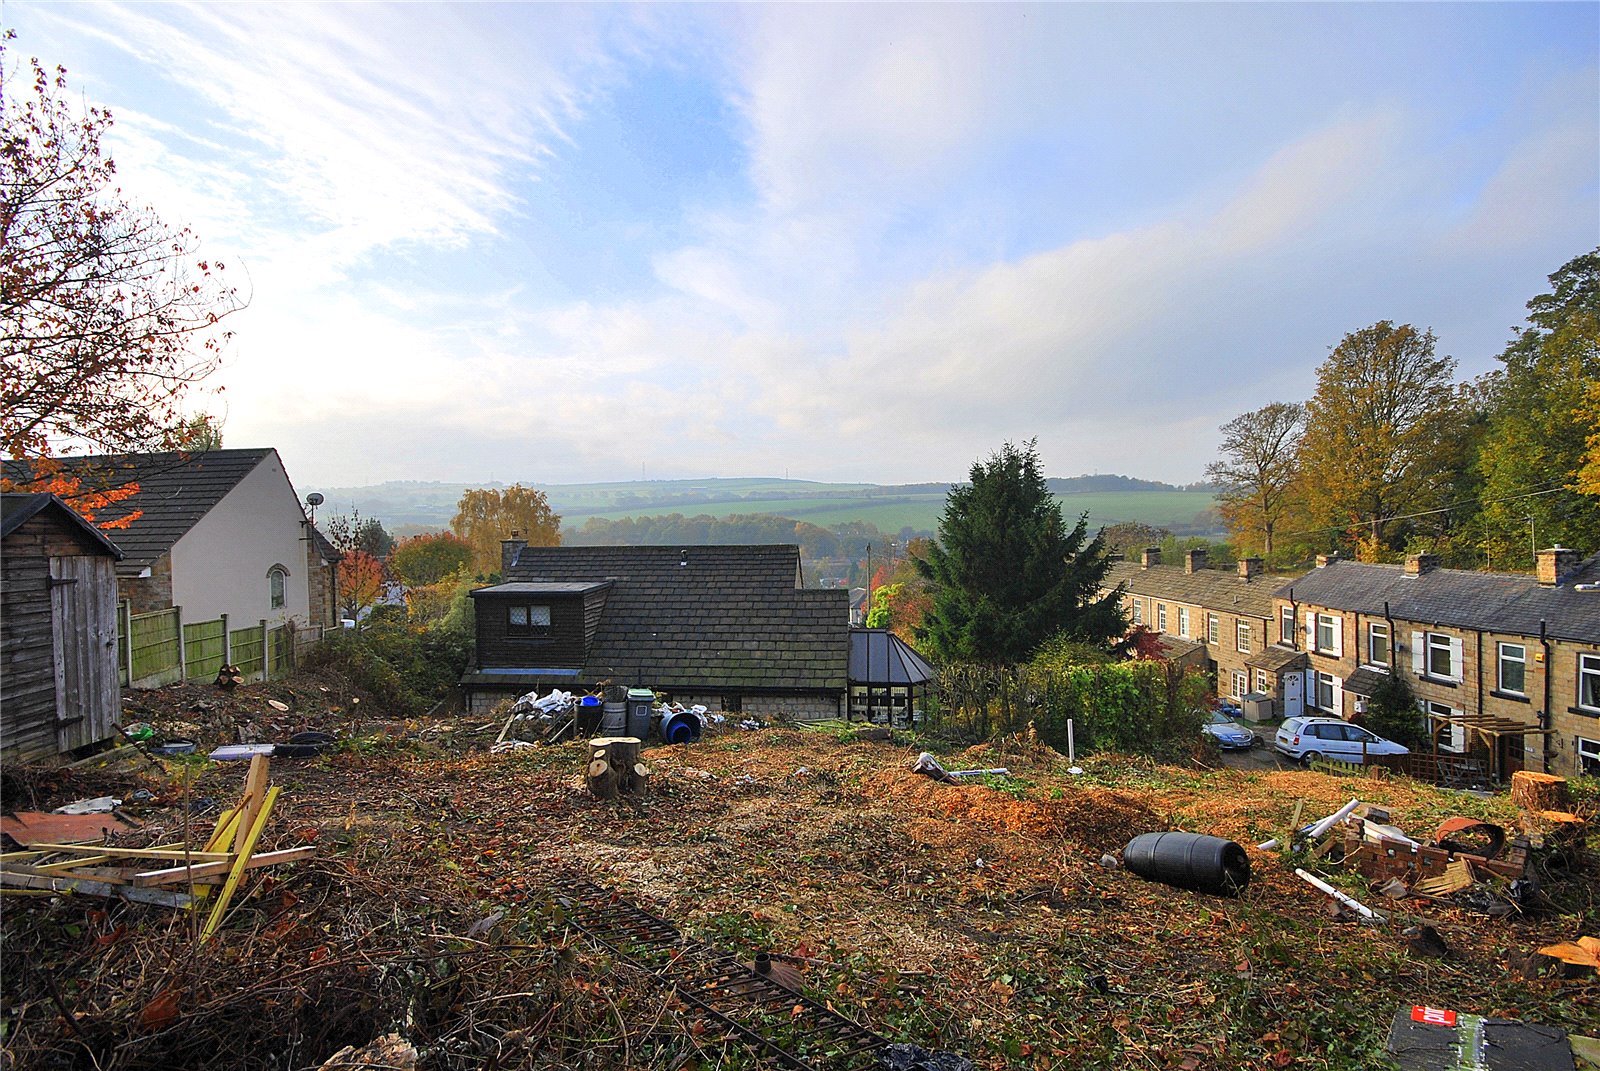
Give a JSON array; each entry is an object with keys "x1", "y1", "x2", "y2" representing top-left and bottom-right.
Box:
[
  {"x1": 1123, "y1": 832, "x2": 1250, "y2": 895},
  {"x1": 661, "y1": 710, "x2": 703, "y2": 745}
]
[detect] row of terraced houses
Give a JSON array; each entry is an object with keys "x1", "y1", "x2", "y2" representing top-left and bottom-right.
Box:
[{"x1": 1104, "y1": 546, "x2": 1600, "y2": 780}]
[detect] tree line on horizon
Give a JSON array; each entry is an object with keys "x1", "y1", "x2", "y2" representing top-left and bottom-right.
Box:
[{"x1": 1206, "y1": 248, "x2": 1600, "y2": 572}]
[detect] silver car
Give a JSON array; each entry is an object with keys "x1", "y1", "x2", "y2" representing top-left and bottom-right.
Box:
[
  {"x1": 1273, "y1": 716, "x2": 1408, "y2": 765},
  {"x1": 1202, "y1": 710, "x2": 1257, "y2": 750}
]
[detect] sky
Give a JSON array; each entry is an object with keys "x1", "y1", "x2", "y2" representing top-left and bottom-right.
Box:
[{"x1": 6, "y1": 2, "x2": 1598, "y2": 489}]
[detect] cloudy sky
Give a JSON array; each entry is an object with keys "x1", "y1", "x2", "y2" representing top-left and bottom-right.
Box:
[{"x1": 9, "y1": 2, "x2": 1597, "y2": 487}]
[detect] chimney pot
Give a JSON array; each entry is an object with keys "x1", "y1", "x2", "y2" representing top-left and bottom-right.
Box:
[
  {"x1": 1184, "y1": 548, "x2": 1207, "y2": 574},
  {"x1": 500, "y1": 534, "x2": 528, "y2": 575},
  {"x1": 1537, "y1": 546, "x2": 1581, "y2": 586}
]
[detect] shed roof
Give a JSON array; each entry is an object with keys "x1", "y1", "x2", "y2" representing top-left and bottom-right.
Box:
[
  {"x1": 848, "y1": 629, "x2": 935, "y2": 686},
  {"x1": 488, "y1": 544, "x2": 847, "y2": 692},
  {"x1": 0, "y1": 493, "x2": 124, "y2": 559},
  {"x1": 1274, "y1": 558, "x2": 1600, "y2": 645},
  {"x1": 1106, "y1": 561, "x2": 1299, "y2": 621},
  {"x1": 4, "y1": 449, "x2": 281, "y2": 572},
  {"x1": 1245, "y1": 645, "x2": 1308, "y2": 674}
]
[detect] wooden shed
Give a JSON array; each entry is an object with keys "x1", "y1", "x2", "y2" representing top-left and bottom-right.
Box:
[{"x1": 2, "y1": 494, "x2": 125, "y2": 762}]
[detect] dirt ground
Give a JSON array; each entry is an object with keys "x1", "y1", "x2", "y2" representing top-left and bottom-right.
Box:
[{"x1": 2, "y1": 673, "x2": 1596, "y2": 1071}]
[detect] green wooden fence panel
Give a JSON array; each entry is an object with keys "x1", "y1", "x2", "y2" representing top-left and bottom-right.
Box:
[
  {"x1": 117, "y1": 604, "x2": 129, "y2": 686},
  {"x1": 268, "y1": 625, "x2": 294, "y2": 675},
  {"x1": 129, "y1": 609, "x2": 182, "y2": 686},
  {"x1": 231, "y1": 623, "x2": 265, "y2": 680},
  {"x1": 183, "y1": 618, "x2": 226, "y2": 681}
]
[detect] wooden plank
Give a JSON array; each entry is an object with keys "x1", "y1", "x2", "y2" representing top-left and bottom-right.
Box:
[
  {"x1": 133, "y1": 846, "x2": 315, "y2": 886},
  {"x1": 20, "y1": 843, "x2": 234, "y2": 862},
  {"x1": 0, "y1": 868, "x2": 194, "y2": 908},
  {"x1": 202, "y1": 785, "x2": 279, "y2": 941},
  {"x1": 234, "y1": 755, "x2": 271, "y2": 855}
]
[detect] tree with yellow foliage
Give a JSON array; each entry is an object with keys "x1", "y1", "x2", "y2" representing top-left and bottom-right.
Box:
[{"x1": 450, "y1": 485, "x2": 561, "y2": 574}]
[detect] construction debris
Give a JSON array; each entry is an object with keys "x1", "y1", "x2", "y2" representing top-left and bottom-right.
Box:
[
  {"x1": 909, "y1": 752, "x2": 1009, "y2": 783},
  {"x1": 1385, "y1": 1005, "x2": 1578, "y2": 1071}
]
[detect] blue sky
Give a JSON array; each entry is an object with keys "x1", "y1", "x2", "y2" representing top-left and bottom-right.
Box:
[{"x1": 7, "y1": 2, "x2": 1597, "y2": 488}]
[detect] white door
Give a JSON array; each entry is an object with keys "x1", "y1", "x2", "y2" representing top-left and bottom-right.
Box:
[{"x1": 1282, "y1": 672, "x2": 1304, "y2": 719}]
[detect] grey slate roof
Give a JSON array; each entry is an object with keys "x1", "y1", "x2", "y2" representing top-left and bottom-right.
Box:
[
  {"x1": 496, "y1": 544, "x2": 847, "y2": 692},
  {"x1": 4, "y1": 450, "x2": 276, "y2": 573},
  {"x1": 849, "y1": 629, "x2": 935, "y2": 686},
  {"x1": 1, "y1": 493, "x2": 124, "y2": 559},
  {"x1": 1105, "y1": 561, "x2": 1298, "y2": 620},
  {"x1": 1344, "y1": 666, "x2": 1391, "y2": 697},
  {"x1": 1245, "y1": 644, "x2": 1308, "y2": 674},
  {"x1": 1273, "y1": 558, "x2": 1600, "y2": 645}
]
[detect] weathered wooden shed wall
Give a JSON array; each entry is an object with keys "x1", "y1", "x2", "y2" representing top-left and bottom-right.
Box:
[{"x1": 1, "y1": 499, "x2": 123, "y2": 762}]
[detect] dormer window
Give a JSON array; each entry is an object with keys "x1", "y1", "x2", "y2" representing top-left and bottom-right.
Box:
[{"x1": 508, "y1": 603, "x2": 551, "y2": 636}]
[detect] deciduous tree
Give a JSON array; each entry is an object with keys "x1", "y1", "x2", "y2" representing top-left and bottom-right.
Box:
[
  {"x1": 336, "y1": 550, "x2": 386, "y2": 622},
  {"x1": 1, "y1": 36, "x2": 244, "y2": 462},
  {"x1": 1206, "y1": 402, "x2": 1304, "y2": 556},
  {"x1": 1297, "y1": 323, "x2": 1469, "y2": 556},
  {"x1": 916, "y1": 440, "x2": 1126, "y2": 663},
  {"x1": 390, "y1": 531, "x2": 473, "y2": 587},
  {"x1": 451, "y1": 484, "x2": 561, "y2": 574}
]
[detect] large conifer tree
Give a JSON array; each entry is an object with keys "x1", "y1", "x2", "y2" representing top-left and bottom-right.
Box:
[{"x1": 916, "y1": 441, "x2": 1126, "y2": 663}]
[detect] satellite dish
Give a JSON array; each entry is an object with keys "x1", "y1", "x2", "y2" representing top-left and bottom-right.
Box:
[{"x1": 306, "y1": 493, "x2": 324, "y2": 507}]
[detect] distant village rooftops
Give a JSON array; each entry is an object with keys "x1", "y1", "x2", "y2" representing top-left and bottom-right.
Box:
[{"x1": 1105, "y1": 546, "x2": 1295, "y2": 621}]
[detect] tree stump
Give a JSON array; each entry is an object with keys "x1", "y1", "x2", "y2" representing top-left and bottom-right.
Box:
[
  {"x1": 586, "y1": 737, "x2": 650, "y2": 800},
  {"x1": 1510, "y1": 771, "x2": 1569, "y2": 813}
]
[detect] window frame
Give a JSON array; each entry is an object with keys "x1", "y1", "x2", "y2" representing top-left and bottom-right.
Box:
[
  {"x1": 1367, "y1": 621, "x2": 1390, "y2": 667},
  {"x1": 1315, "y1": 613, "x2": 1336, "y2": 654},
  {"x1": 268, "y1": 565, "x2": 288, "y2": 610},
  {"x1": 1131, "y1": 598, "x2": 1142, "y2": 625},
  {"x1": 1236, "y1": 620, "x2": 1251, "y2": 654},
  {"x1": 1426, "y1": 632, "x2": 1454, "y2": 680},
  {"x1": 1580, "y1": 653, "x2": 1600, "y2": 712},
  {"x1": 1496, "y1": 642, "x2": 1527, "y2": 696},
  {"x1": 1315, "y1": 672, "x2": 1335, "y2": 711},
  {"x1": 1579, "y1": 736, "x2": 1600, "y2": 776},
  {"x1": 1207, "y1": 613, "x2": 1220, "y2": 645},
  {"x1": 1231, "y1": 670, "x2": 1248, "y2": 699},
  {"x1": 506, "y1": 602, "x2": 553, "y2": 637},
  {"x1": 1157, "y1": 604, "x2": 1167, "y2": 632},
  {"x1": 1280, "y1": 606, "x2": 1295, "y2": 645},
  {"x1": 1255, "y1": 669, "x2": 1270, "y2": 694},
  {"x1": 1177, "y1": 607, "x2": 1190, "y2": 639}
]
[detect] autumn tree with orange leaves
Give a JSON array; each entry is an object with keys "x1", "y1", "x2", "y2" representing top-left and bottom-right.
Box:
[{"x1": 0, "y1": 34, "x2": 244, "y2": 480}]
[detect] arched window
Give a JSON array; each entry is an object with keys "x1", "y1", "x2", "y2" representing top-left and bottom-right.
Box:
[{"x1": 268, "y1": 564, "x2": 289, "y2": 609}]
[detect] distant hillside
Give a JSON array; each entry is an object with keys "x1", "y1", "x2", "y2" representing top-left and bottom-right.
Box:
[{"x1": 314, "y1": 474, "x2": 1222, "y2": 539}]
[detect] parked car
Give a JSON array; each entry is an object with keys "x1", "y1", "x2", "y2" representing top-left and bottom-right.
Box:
[
  {"x1": 1202, "y1": 710, "x2": 1257, "y2": 750},
  {"x1": 1273, "y1": 717, "x2": 1409, "y2": 765}
]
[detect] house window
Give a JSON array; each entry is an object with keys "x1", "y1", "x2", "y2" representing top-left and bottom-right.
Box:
[
  {"x1": 1280, "y1": 606, "x2": 1295, "y2": 645},
  {"x1": 507, "y1": 603, "x2": 552, "y2": 636},
  {"x1": 1207, "y1": 613, "x2": 1219, "y2": 644},
  {"x1": 1496, "y1": 643, "x2": 1526, "y2": 696},
  {"x1": 1131, "y1": 599, "x2": 1142, "y2": 625},
  {"x1": 1428, "y1": 701, "x2": 1464, "y2": 752},
  {"x1": 1177, "y1": 607, "x2": 1190, "y2": 638},
  {"x1": 1367, "y1": 622, "x2": 1390, "y2": 667},
  {"x1": 1579, "y1": 736, "x2": 1600, "y2": 776},
  {"x1": 1580, "y1": 654, "x2": 1600, "y2": 712},
  {"x1": 1157, "y1": 604, "x2": 1167, "y2": 631},
  {"x1": 1315, "y1": 614, "x2": 1337, "y2": 654},
  {"x1": 1315, "y1": 672, "x2": 1335, "y2": 711},
  {"x1": 1255, "y1": 670, "x2": 1270, "y2": 694},
  {"x1": 268, "y1": 565, "x2": 288, "y2": 610},
  {"x1": 1231, "y1": 671, "x2": 1248, "y2": 699},
  {"x1": 1426, "y1": 632, "x2": 1455, "y2": 680},
  {"x1": 1236, "y1": 621, "x2": 1251, "y2": 653}
]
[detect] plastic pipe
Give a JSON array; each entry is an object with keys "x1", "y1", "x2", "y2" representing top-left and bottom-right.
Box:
[
  {"x1": 1257, "y1": 798, "x2": 1361, "y2": 851},
  {"x1": 1294, "y1": 868, "x2": 1385, "y2": 921}
]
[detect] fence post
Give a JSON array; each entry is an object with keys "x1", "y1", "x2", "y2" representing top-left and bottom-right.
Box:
[
  {"x1": 260, "y1": 619, "x2": 270, "y2": 681},
  {"x1": 120, "y1": 600, "x2": 133, "y2": 687},
  {"x1": 220, "y1": 613, "x2": 230, "y2": 667},
  {"x1": 174, "y1": 605, "x2": 186, "y2": 682}
]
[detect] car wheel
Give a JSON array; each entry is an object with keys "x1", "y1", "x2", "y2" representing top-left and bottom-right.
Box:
[{"x1": 1302, "y1": 751, "x2": 1322, "y2": 766}]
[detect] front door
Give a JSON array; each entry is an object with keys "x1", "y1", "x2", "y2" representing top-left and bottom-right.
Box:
[
  {"x1": 1282, "y1": 672, "x2": 1304, "y2": 719},
  {"x1": 49, "y1": 556, "x2": 120, "y2": 751}
]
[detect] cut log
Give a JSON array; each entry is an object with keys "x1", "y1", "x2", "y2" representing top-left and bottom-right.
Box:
[
  {"x1": 586, "y1": 737, "x2": 643, "y2": 799},
  {"x1": 1510, "y1": 771, "x2": 1569, "y2": 813}
]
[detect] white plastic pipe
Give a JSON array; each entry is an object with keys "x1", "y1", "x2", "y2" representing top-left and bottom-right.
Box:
[
  {"x1": 1257, "y1": 798, "x2": 1362, "y2": 851},
  {"x1": 1067, "y1": 719, "x2": 1076, "y2": 763},
  {"x1": 1295, "y1": 868, "x2": 1386, "y2": 921}
]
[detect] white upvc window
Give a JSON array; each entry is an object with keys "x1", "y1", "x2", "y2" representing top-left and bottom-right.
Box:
[
  {"x1": 1315, "y1": 672, "x2": 1336, "y2": 711},
  {"x1": 1236, "y1": 621, "x2": 1251, "y2": 653},
  {"x1": 1315, "y1": 614, "x2": 1338, "y2": 654},
  {"x1": 1367, "y1": 622, "x2": 1390, "y2": 666},
  {"x1": 1579, "y1": 736, "x2": 1600, "y2": 776},
  {"x1": 1131, "y1": 598, "x2": 1142, "y2": 625},
  {"x1": 1427, "y1": 633, "x2": 1455, "y2": 680},
  {"x1": 1157, "y1": 604, "x2": 1168, "y2": 631},
  {"x1": 1580, "y1": 654, "x2": 1600, "y2": 712},
  {"x1": 1178, "y1": 607, "x2": 1190, "y2": 638},
  {"x1": 1496, "y1": 643, "x2": 1526, "y2": 696},
  {"x1": 1280, "y1": 606, "x2": 1295, "y2": 645},
  {"x1": 1255, "y1": 669, "x2": 1270, "y2": 694},
  {"x1": 1207, "y1": 613, "x2": 1220, "y2": 644},
  {"x1": 1232, "y1": 670, "x2": 1248, "y2": 699}
]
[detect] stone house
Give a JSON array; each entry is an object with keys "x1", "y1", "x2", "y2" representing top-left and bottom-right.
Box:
[
  {"x1": 462, "y1": 542, "x2": 848, "y2": 717},
  {"x1": 4, "y1": 449, "x2": 341, "y2": 653},
  {"x1": 1103, "y1": 547, "x2": 1302, "y2": 709},
  {"x1": 1273, "y1": 549, "x2": 1600, "y2": 779}
]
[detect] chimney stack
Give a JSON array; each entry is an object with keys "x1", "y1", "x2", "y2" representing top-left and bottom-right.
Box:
[
  {"x1": 1141, "y1": 546, "x2": 1162, "y2": 569},
  {"x1": 1184, "y1": 549, "x2": 1207, "y2": 574},
  {"x1": 1404, "y1": 553, "x2": 1440, "y2": 577},
  {"x1": 1537, "y1": 546, "x2": 1581, "y2": 586},
  {"x1": 1237, "y1": 557, "x2": 1263, "y2": 581},
  {"x1": 1315, "y1": 552, "x2": 1341, "y2": 568},
  {"x1": 501, "y1": 531, "x2": 527, "y2": 575}
]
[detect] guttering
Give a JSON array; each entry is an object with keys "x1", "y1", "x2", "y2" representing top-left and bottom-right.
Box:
[
  {"x1": 1383, "y1": 600, "x2": 1397, "y2": 666},
  {"x1": 1539, "y1": 619, "x2": 1552, "y2": 774},
  {"x1": 1288, "y1": 587, "x2": 1299, "y2": 650}
]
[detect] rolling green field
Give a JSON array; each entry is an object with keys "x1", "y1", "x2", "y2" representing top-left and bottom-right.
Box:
[{"x1": 321, "y1": 478, "x2": 1220, "y2": 537}]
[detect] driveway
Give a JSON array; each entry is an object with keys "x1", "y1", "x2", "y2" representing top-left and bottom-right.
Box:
[{"x1": 1218, "y1": 742, "x2": 1297, "y2": 772}]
